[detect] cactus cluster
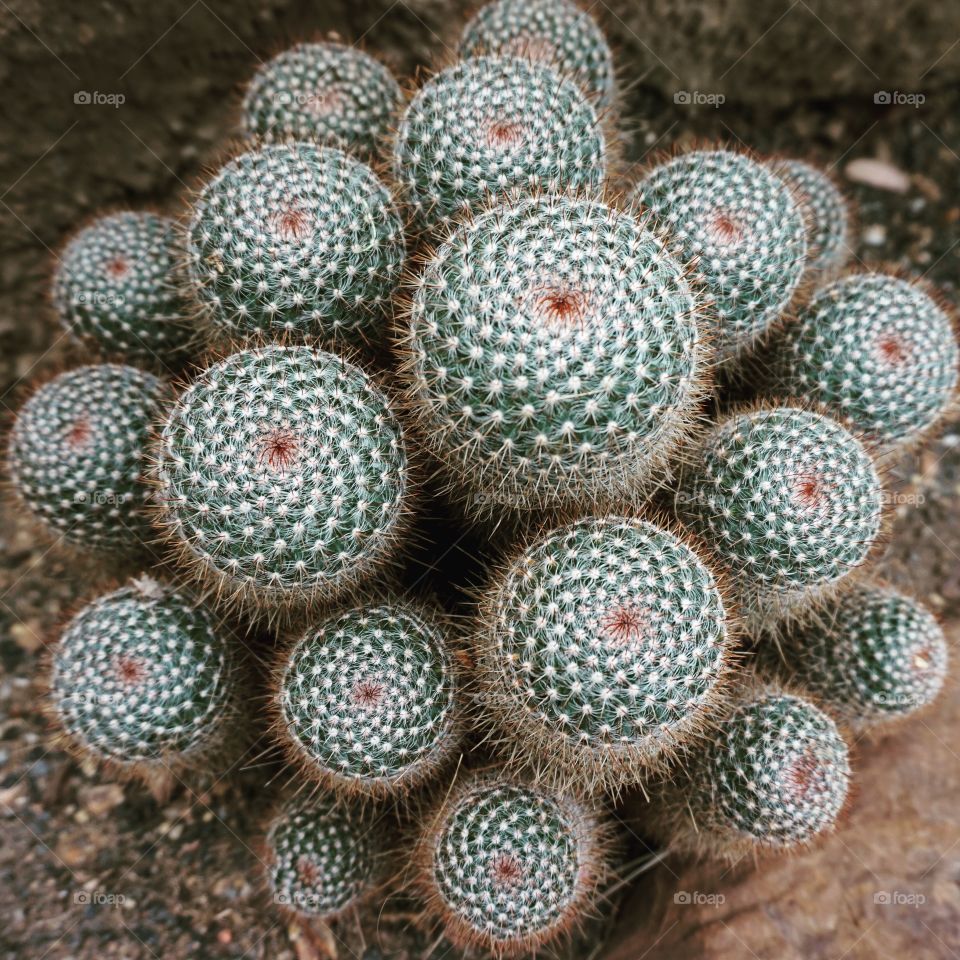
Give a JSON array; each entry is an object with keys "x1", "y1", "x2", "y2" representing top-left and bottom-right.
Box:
[
  {"x1": 766, "y1": 273, "x2": 958, "y2": 448},
  {"x1": 52, "y1": 211, "x2": 191, "y2": 364},
  {"x1": 8, "y1": 363, "x2": 164, "y2": 554},
  {"x1": 393, "y1": 55, "x2": 605, "y2": 231},
  {"x1": 242, "y1": 41, "x2": 402, "y2": 157},
  {"x1": 187, "y1": 141, "x2": 405, "y2": 345}
]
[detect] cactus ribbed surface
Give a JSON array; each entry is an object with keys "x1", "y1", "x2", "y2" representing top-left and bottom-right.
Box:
[
  {"x1": 187, "y1": 142, "x2": 405, "y2": 345},
  {"x1": 50, "y1": 576, "x2": 233, "y2": 769},
  {"x1": 276, "y1": 602, "x2": 457, "y2": 795},
  {"x1": 53, "y1": 211, "x2": 191, "y2": 363},
  {"x1": 156, "y1": 345, "x2": 409, "y2": 608},
  {"x1": 402, "y1": 193, "x2": 705, "y2": 513},
  {"x1": 633, "y1": 149, "x2": 807, "y2": 359},
  {"x1": 479, "y1": 516, "x2": 732, "y2": 789},
  {"x1": 459, "y1": 0, "x2": 615, "y2": 108},
  {"x1": 243, "y1": 41, "x2": 402, "y2": 157},
  {"x1": 8, "y1": 364, "x2": 164, "y2": 553},
  {"x1": 767, "y1": 274, "x2": 958, "y2": 448},
  {"x1": 393, "y1": 55, "x2": 605, "y2": 230}
]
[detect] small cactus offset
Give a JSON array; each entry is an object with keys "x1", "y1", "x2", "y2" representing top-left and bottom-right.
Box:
[
  {"x1": 633, "y1": 149, "x2": 808, "y2": 359},
  {"x1": 765, "y1": 273, "x2": 959, "y2": 448},
  {"x1": 402, "y1": 193, "x2": 706, "y2": 514},
  {"x1": 52, "y1": 211, "x2": 192, "y2": 364},
  {"x1": 775, "y1": 583, "x2": 948, "y2": 727},
  {"x1": 773, "y1": 159, "x2": 852, "y2": 281},
  {"x1": 477, "y1": 516, "x2": 733, "y2": 790},
  {"x1": 48, "y1": 575, "x2": 235, "y2": 781},
  {"x1": 416, "y1": 774, "x2": 611, "y2": 956},
  {"x1": 186, "y1": 142, "x2": 405, "y2": 345},
  {"x1": 676, "y1": 405, "x2": 883, "y2": 616},
  {"x1": 393, "y1": 55, "x2": 605, "y2": 231},
  {"x1": 265, "y1": 796, "x2": 380, "y2": 919},
  {"x1": 663, "y1": 690, "x2": 851, "y2": 860},
  {"x1": 242, "y1": 41, "x2": 402, "y2": 157},
  {"x1": 155, "y1": 345, "x2": 410, "y2": 610},
  {"x1": 274, "y1": 602, "x2": 458, "y2": 797},
  {"x1": 459, "y1": 0, "x2": 615, "y2": 108},
  {"x1": 8, "y1": 364, "x2": 165, "y2": 554}
]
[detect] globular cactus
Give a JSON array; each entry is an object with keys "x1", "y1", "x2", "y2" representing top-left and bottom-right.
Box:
[
  {"x1": 155, "y1": 345, "x2": 410, "y2": 610},
  {"x1": 265, "y1": 796, "x2": 380, "y2": 919},
  {"x1": 632, "y1": 149, "x2": 808, "y2": 359},
  {"x1": 663, "y1": 690, "x2": 851, "y2": 860},
  {"x1": 676, "y1": 405, "x2": 883, "y2": 616},
  {"x1": 52, "y1": 211, "x2": 191, "y2": 364},
  {"x1": 415, "y1": 774, "x2": 611, "y2": 957},
  {"x1": 459, "y1": 0, "x2": 615, "y2": 109},
  {"x1": 186, "y1": 142, "x2": 405, "y2": 345},
  {"x1": 765, "y1": 274, "x2": 958, "y2": 449},
  {"x1": 242, "y1": 41, "x2": 402, "y2": 157},
  {"x1": 477, "y1": 516, "x2": 733, "y2": 791},
  {"x1": 772, "y1": 158, "x2": 852, "y2": 281},
  {"x1": 393, "y1": 56, "x2": 605, "y2": 231},
  {"x1": 274, "y1": 601, "x2": 458, "y2": 797},
  {"x1": 401, "y1": 193, "x2": 706, "y2": 514},
  {"x1": 775, "y1": 583, "x2": 948, "y2": 728},
  {"x1": 8, "y1": 364, "x2": 165, "y2": 554},
  {"x1": 48, "y1": 575, "x2": 235, "y2": 783}
]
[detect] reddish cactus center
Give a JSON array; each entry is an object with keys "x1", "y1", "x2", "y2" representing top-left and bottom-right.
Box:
[
  {"x1": 792, "y1": 471, "x2": 826, "y2": 509},
  {"x1": 600, "y1": 603, "x2": 650, "y2": 647},
  {"x1": 485, "y1": 119, "x2": 524, "y2": 149},
  {"x1": 64, "y1": 416, "x2": 92, "y2": 449},
  {"x1": 258, "y1": 429, "x2": 299, "y2": 474},
  {"x1": 707, "y1": 209, "x2": 744, "y2": 245},
  {"x1": 784, "y1": 747, "x2": 822, "y2": 800},
  {"x1": 105, "y1": 255, "x2": 129, "y2": 279},
  {"x1": 489, "y1": 853, "x2": 525, "y2": 887},
  {"x1": 268, "y1": 204, "x2": 312, "y2": 243},
  {"x1": 875, "y1": 333, "x2": 909, "y2": 366},
  {"x1": 304, "y1": 86, "x2": 343, "y2": 117},
  {"x1": 351, "y1": 680, "x2": 384, "y2": 709},
  {"x1": 113, "y1": 655, "x2": 147, "y2": 686},
  {"x1": 296, "y1": 856, "x2": 321, "y2": 887},
  {"x1": 531, "y1": 283, "x2": 590, "y2": 327}
]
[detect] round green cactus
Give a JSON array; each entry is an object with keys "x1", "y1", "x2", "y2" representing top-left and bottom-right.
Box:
[
  {"x1": 242, "y1": 41, "x2": 402, "y2": 157},
  {"x1": 669, "y1": 690, "x2": 850, "y2": 859},
  {"x1": 478, "y1": 516, "x2": 732, "y2": 790},
  {"x1": 633, "y1": 149, "x2": 808, "y2": 359},
  {"x1": 778, "y1": 583, "x2": 948, "y2": 727},
  {"x1": 676, "y1": 406, "x2": 883, "y2": 614},
  {"x1": 275, "y1": 602, "x2": 458, "y2": 796},
  {"x1": 393, "y1": 55, "x2": 605, "y2": 231},
  {"x1": 402, "y1": 193, "x2": 705, "y2": 513},
  {"x1": 459, "y1": 0, "x2": 615, "y2": 108},
  {"x1": 773, "y1": 158, "x2": 852, "y2": 281},
  {"x1": 52, "y1": 211, "x2": 191, "y2": 364},
  {"x1": 8, "y1": 364, "x2": 165, "y2": 554},
  {"x1": 417, "y1": 775, "x2": 608, "y2": 956},
  {"x1": 156, "y1": 345, "x2": 409, "y2": 609},
  {"x1": 766, "y1": 273, "x2": 958, "y2": 448},
  {"x1": 266, "y1": 796, "x2": 379, "y2": 919},
  {"x1": 186, "y1": 142, "x2": 405, "y2": 345},
  {"x1": 49, "y1": 575, "x2": 234, "y2": 774}
]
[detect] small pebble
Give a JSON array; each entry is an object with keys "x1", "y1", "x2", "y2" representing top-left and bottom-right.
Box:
[
  {"x1": 862, "y1": 224, "x2": 887, "y2": 246},
  {"x1": 846, "y1": 157, "x2": 911, "y2": 193}
]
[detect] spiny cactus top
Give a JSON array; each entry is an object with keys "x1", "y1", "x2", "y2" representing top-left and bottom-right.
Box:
[
  {"x1": 156, "y1": 345, "x2": 409, "y2": 608},
  {"x1": 781, "y1": 583, "x2": 948, "y2": 727},
  {"x1": 459, "y1": 0, "x2": 615, "y2": 108},
  {"x1": 677, "y1": 406, "x2": 882, "y2": 611},
  {"x1": 266, "y1": 797, "x2": 378, "y2": 919},
  {"x1": 50, "y1": 576, "x2": 233, "y2": 768},
  {"x1": 479, "y1": 516, "x2": 731, "y2": 790},
  {"x1": 52, "y1": 211, "x2": 191, "y2": 364},
  {"x1": 773, "y1": 159, "x2": 851, "y2": 281},
  {"x1": 420, "y1": 776, "x2": 607, "y2": 956},
  {"x1": 242, "y1": 41, "x2": 402, "y2": 157},
  {"x1": 767, "y1": 274, "x2": 959, "y2": 448},
  {"x1": 403, "y1": 193, "x2": 704, "y2": 513},
  {"x1": 393, "y1": 55, "x2": 605, "y2": 231},
  {"x1": 633, "y1": 149, "x2": 807, "y2": 359},
  {"x1": 675, "y1": 691, "x2": 850, "y2": 858},
  {"x1": 276, "y1": 602, "x2": 457, "y2": 796},
  {"x1": 8, "y1": 364, "x2": 164, "y2": 554},
  {"x1": 187, "y1": 142, "x2": 405, "y2": 345}
]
